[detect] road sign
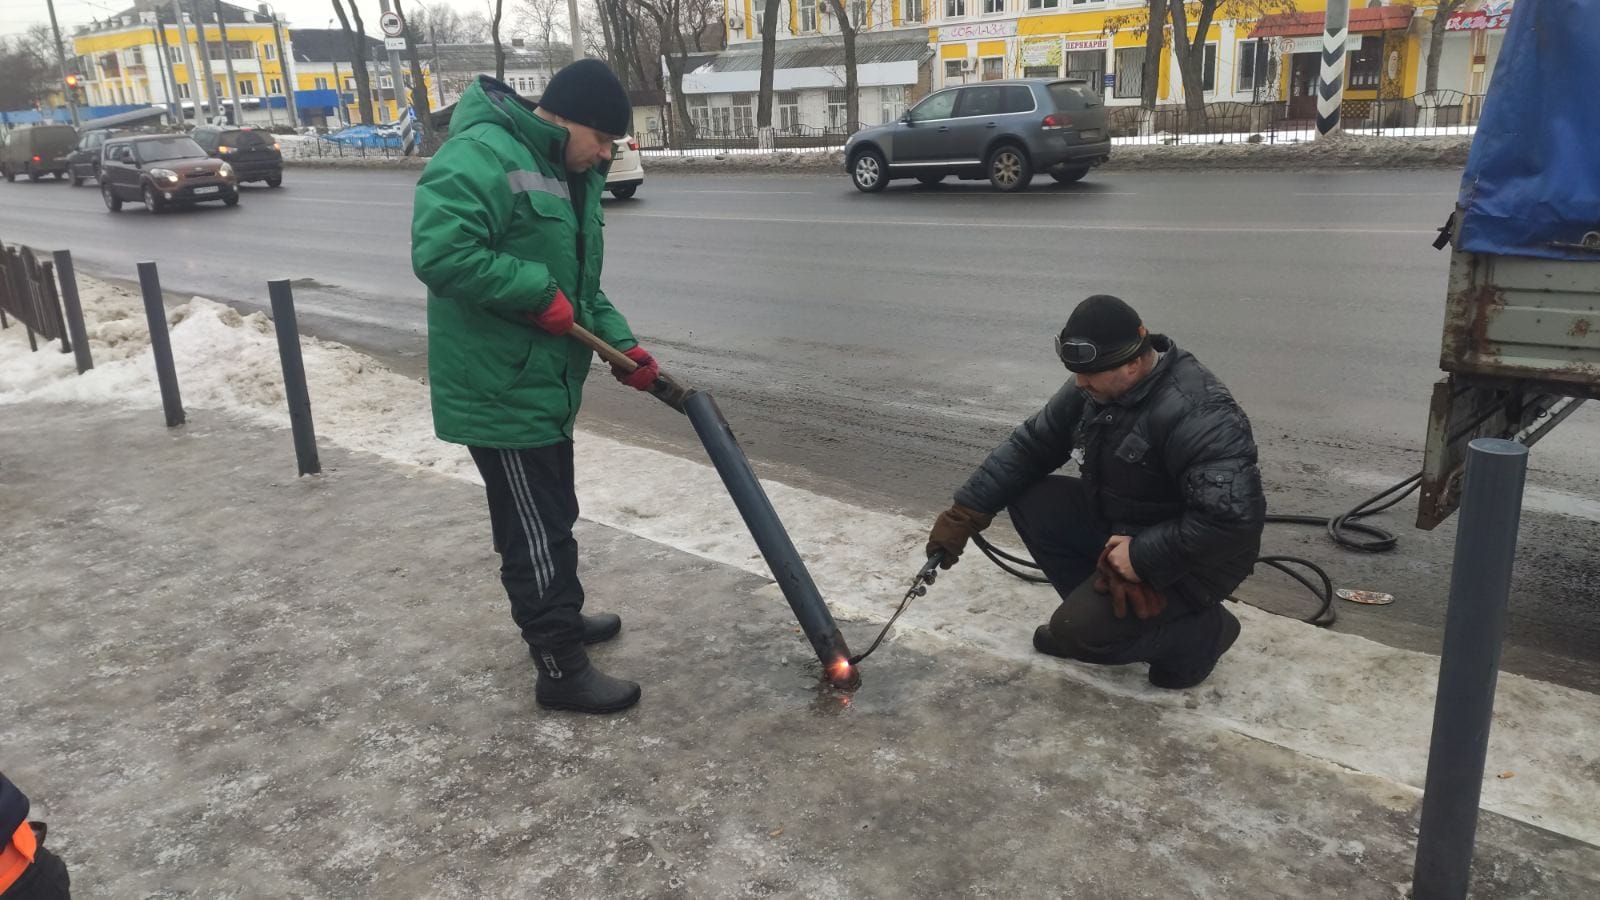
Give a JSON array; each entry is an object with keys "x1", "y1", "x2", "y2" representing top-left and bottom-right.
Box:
[
  {"x1": 379, "y1": 11, "x2": 403, "y2": 36},
  {"x1": 385, "y1": 36, "x2": 406, "y2": 51}
]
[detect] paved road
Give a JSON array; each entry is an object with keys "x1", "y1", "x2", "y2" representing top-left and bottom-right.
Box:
[{"x1": 4, "y1": 166, "x2": 1598, "y2": 689}]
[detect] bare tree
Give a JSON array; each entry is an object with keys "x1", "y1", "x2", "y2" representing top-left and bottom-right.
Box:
[
  {"x1": 0, "y1": 30, "x2": 56, "y2": 110},
  {"x1": 596, "y1": 0, "x2": 662, "y2": 93},
  {"x1": 514, "y1": 0, "x2": 565, "y2": 52},
  {"x1": 394, "y1": 0, "x2": 435, "y2": 149},
  {"x1": 633, "y1": 0, "x2": 696, "y2": 139},
  {"x1": 1108, "y1": 0, "x2": 1295, "y2": 118},
  {"x1": 491, "y1": 0, "x2": 506, "y2": 80},
  {"x1": 1140, "y1": 0, "x2": 1167, "y2": 115},
  {"x1": 408, "y1": 3, "x2": 489, "y2": 43},
  {"x1": 756, "y1": 0, "x2": 782, "y2": 129},
  {"x1": 331, "y1": 0, "x2": 377, "y2": 124},
  {"x1": 1425, "y1": 0, "x2": 1469, "y2": 94},
  {"x1": 824, "y1": 0, "x2": 860, "y2": 130}
]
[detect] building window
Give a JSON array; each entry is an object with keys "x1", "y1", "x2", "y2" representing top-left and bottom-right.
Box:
[
  {"x1": 1237, "y1": 39, "x2": 1261, "y2": 92},
  {"x1": 380, "y1": 105, "x2": 391, "y2": 123},
  {"x1": 230, "y1": 41, "x2": 254, "y2": 60},
  {"x1": 129, "y1": 46, "x2": 144, "y2": 65},
  {"x1": 688, "y1": 95, "x2": 711, "y2": 133},
  {"x1": 945, "y1": 0, "x2": 966, "y2": 16},
  {"x1": 903, "y1": 0, "x2": 924, "y2": 22},
  {"x1": 753, "y1": 3, "x2": 765, "y2": 33},
  {"x1": 238, "y1": 78, "x2": 255, "y2": 96},
  {"x1": 800, "y1": 0, "x2": 818, "y2": 32},
  {"x1": 1023, "y1": 65, "x2": 1056, "y2": 78},
  {"x1": 1113, "y1": 46, "x2": 1144, "y2": 99},
  {"x1": 380, "y1": 75, "x2": 393, "y2": 89},
  {"x1": 827, "y1": 89, "x2": 849, "y2": 128},
  {"x1": 851, "y1": 0, "x2": 867, "y2": 26},
  {"x1": 263, "y1": 43, "x2": 275, "y2": 60},
  {"x1": 168, "y1": 45, "x2": 184, "y2": 64},
  {"x1": 345, "y1": 77, "x2": 356, "y2": 90},
  {"x1": 732, "y1": 92, "x2": 754, "y2": 135},
  {"x1": 944, "y1": 59, "x2": 965, "y2": 84},
  {"x1": 214, "y1": 79, "x2": 226, "y2": 98},
  {"x1": 1201, "y1": 43, "x2": 1218, "y2": 92},
  {"x1": 778, "y1": 91, "x2": 800, "y2": 130},
  {"x1": 1065, "y1": 49, "x2": 1104, "y2": 86},
  {"x1": 269, "y1": 78, "x2": 282, "y2": 94},
  {"x1": 981, "y1": 56, "x2": 1003, "y2": 81},
  {"x1": 177, "y1": 82, "x2": 191, "y2": 99},
  {"x1": 1348, "y1": 35, "x2": 1384, "y2": 90},
  {"x1": 1026, "y1": 0, "x2": 1059, "y2": 9},
  {"x1": 984, "y1": 0, "x2": 1004, "y2": 13},
  {"x1": 1070, "y1": 0, "x2": 1098, "y2": 5},
  {"x1": 879, "y1": 85, "x2": 906, "y2": 122}
]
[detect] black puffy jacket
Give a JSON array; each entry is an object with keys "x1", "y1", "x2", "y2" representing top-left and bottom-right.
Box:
[{"x1": 955, "y1": 337, "x2": 1266, "y2": 602}]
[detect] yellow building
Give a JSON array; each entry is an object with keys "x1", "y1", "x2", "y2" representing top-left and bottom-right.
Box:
[{"x1": 70, "y1": 3, "x2": 434, "y2": 128}]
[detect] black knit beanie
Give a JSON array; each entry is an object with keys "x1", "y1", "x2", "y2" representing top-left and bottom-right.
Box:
[
  {"x1": 537, "y1": 59, "x2": 631, "y2": 136},
  {"x1": 1056, "y1": 295, "x2": 1150, "y2": 373}
]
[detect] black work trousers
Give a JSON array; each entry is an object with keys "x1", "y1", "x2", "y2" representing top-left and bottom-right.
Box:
[
  {"x1": 1007, "y1": 475, "x2": 1232, "y2": 673},
  {"x1": 469, "y1": 443, "x2": 585, "y2": 652}
]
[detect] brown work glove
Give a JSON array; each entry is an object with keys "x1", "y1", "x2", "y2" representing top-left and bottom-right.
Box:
[
  {"x1": 926, "y1": 503, "x2": 995, "y2": 569},
  {"x1": 1095, "y1": 544, "x2": 1167, "y2": 620}
]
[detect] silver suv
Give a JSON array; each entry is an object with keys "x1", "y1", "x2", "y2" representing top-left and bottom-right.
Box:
[{"x1": 844, "y1": 79, "x2": 1110, "y2": 193}]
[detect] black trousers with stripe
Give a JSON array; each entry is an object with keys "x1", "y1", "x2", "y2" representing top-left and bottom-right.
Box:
[{"x1": 469, "y1": 443, "x2": 585, "y2": 651}]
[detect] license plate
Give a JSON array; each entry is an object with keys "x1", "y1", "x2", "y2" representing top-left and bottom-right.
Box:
[
  {"x1": 193, "y1": 185, "x2": 220, "y2": 195},
  {"x1": 1080, "y1": 129, "x2": 1103, "y2": 141}
]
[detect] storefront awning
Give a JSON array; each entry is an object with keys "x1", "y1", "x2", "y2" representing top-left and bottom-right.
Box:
[{"x1": 1252, "y1": 5, "x2": 1416, "y2": 38}]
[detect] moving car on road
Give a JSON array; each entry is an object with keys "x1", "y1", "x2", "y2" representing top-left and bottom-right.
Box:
[
  {"x1": 844, "y1": 79, "x2": 1110, "y2": 194},
  {"x1": 606, "y1": 134, "x2": 644, "y2": 199},
  {"x1": 0, "y1": 124, "x2": 78, "y2": 182},
  {"x1": 68, "y1": 128, "x2": 121, "y2": 186},
  {"x1": 100, "y1": 134, "x2": 239, "y2": 213},
  {"x1": 192, "y1": 124, "x2": 283, "y2": 188}
]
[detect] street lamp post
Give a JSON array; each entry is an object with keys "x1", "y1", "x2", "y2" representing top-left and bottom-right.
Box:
[{"x1": 258, "y1": 1, "x2": 298, "y2": 126}]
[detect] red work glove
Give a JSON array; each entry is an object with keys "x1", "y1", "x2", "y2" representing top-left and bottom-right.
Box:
[
  {"x1": 612, "y1": 345, "x2": 659, "y2": 391},
  {"x1": 530, "y1": 288, "x2": 574, "y2": 335}
]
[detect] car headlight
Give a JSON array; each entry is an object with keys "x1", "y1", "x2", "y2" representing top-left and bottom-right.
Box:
[
  {"x1": 218, "y1": 162, "x2": 235, "y2": 179},
  {"x1": 150, "y1": 168, "x2": 178, "y2": 183}
]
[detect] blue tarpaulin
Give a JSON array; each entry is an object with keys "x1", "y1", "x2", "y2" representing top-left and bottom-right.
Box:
[
  {"x1": 1456, "y1": 0, "x2": 1600, "y2": 260},
  {"x1": 323, "y1": 124, "x2": 402, "y2": 148}
]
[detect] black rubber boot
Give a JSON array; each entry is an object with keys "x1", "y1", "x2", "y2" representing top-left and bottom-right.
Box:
[
  {"x1": 1148, "y1": 605, "x2": 1241, "y2": 690},
  {"x1": 581, "y1": 612, "x2": 622, "y2": 645},
  {"x1": 533, "y1": 645, "x2": 641, "y2": 714},
  {"x1": 1033, "y1": 624, "x2": 1079, "y2": 660}
]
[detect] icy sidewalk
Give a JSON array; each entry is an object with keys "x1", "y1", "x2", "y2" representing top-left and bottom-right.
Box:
[
  {"x1": 2, "y1": 279, "x2": 1599, "y2": 894},
  {"x1": 2, "y1": 402, "x2": 1597, "y2": 898}
]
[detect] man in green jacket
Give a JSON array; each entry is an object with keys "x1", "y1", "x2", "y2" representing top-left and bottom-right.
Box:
[{"x1": 412, "y1": 61, "x2": 657, "y2": 714}]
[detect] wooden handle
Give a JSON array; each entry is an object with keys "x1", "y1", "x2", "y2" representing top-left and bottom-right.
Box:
[{"x1": 567, "y1": 323, "x2": 638, "y2": 371}]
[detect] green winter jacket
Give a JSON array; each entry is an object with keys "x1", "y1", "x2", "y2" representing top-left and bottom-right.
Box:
[{"x1": 412, "y1": 76, "x2": 636, "y2": 448}]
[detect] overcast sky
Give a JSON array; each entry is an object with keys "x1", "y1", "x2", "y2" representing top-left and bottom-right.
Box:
[{"x1": 2, "y1": 0, "x2": 501, "y2": 39}]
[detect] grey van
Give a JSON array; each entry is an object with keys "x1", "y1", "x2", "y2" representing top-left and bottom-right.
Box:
[
  {"x1": 844, "y1": 79, "x2": 1110, "y2": 193},
  {"x1": 0, "y1": 124, "x2": 79, "y2": 182}
]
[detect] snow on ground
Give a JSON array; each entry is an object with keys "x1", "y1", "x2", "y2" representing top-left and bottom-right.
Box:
[{"x1": 3, "y1": 276, "x2": 1598, "y2": 845}]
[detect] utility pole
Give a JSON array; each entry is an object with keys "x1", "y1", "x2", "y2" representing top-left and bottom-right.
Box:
[
  {"x1": 331, "y1": 58, "x2": 345, "y2": 125},
  {"x1": 264, "y1": 5, "x2": 297, "y2": 126},
  {"x1": 152, "y1": 22, "x2": 181, "y2": 122},
  {"x1": 430, "y1": 28, "x2": 444, "y2": 107},
  {"x1": 188, "y1": 0, "x2": 221, "y2": 122},
  {"x1": 567, "y1": 0, "x2": 584, "y2": 60},
  {"x1": 1316, "y1": 0, "x2": 1351, "y2": 138},
  {"x1": 44, "y1": 0, "x2": 81, "y2": 126},
  {"x1": 172, "y1": 0, "x2": 204, "y2": 124},
  {"x1": 379, "y1": 0, "x2": 406, "y2": 123},
  {"x1": 214, "y1": 0, "x2": 245, "y2": 125}
]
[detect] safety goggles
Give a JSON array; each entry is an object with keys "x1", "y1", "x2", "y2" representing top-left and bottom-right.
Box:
[{"x1": 1054, "y1": 333, "x2": 1101, "y2": 367}]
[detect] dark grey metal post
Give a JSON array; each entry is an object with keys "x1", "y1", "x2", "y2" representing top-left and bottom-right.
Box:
[
  {"x1": 683, "y1": 391, "x2": 859, "y2": 689},
  {"x1": 267, "y1": 279, "x2": 321, "y2": 476},
  {"x1": 52, "y1": 250, "x2": 93, "y2": 373},
  {"x1": 136, "y1": 261, "x2": 185, "y2": 428},
  {"x1": 1412, "y1": 438, "x2": 1529, "y2": 900}
]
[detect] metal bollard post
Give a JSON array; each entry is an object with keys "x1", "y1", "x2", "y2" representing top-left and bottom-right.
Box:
[
  {"x1": 267, "y1": 279, "x2": 320, "y2": 476},
  {"x1": 684, "y1": 391, "x2": 858, "y2": 689},
  {"x1": 136, "y1": 261, "x2": 186, "y2": 428},
  {"x1": 1412, "y1": 438, "x2": 1529, "y2": 900},
  {"x1": 52, "y1": 250, "x2": 94, "y2": 373}
]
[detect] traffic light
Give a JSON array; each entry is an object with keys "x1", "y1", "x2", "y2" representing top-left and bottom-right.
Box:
[{"x1": 64, "y1": 73, "x2": 79, "y2": 89}]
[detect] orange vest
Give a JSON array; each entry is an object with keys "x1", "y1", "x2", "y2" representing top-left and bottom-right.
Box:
[{"x1": 0, "y1": 821, "x2": 37, "y2": 893}]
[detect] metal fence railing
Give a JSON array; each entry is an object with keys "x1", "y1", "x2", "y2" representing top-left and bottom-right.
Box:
[
  {"x1": 637, "y1": 123, "x2": 863, "y2": 157},
  {"x1": 1105, "y1": 92, "x2": 1486, "y2": 146},
  {"x1": 0, "y1": 239, "x2": 71, "y2": 354}
]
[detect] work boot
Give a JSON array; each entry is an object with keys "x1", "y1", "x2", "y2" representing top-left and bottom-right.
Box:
[
  {"x1": 1033, "y1": 624, "x2": 1079, "y2": 661},
  {"x1": 581, "y1": 612, "x2": 622, "y2": 645},
  {"x1": 1148, "y1": 605, "x2": 1241, "y2": 690},
  {"x1": 533, "y1": 644, "x2": 641, "y2": 714}
]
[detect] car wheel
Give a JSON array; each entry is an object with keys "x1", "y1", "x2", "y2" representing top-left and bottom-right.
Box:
[
  {"x1": 851, "y1": 148, "x2": 889, "y2": 193},
  {"x1": 224, "y1": 194, "x2": 240, "y2": 207},
  {"x1": 1050, "y1": 166, "x2": 1091, "y2": 185},
  {"x1": 103, "y1": 184, "x2": 122, "y2": 212},
  {"x1": 143, "y1": 184, "x2": 162, "y2": 213},
  {"x1": 609, "y1": 184, "x2": 637, "y2": 200},
  {"x1": 266, "y1": 176, "x2": 282, "y2": 188},
  {"x1": 916, "y1": 174, "x2": 946, "y2": 186},
  {"x1": 54, "y1": 171, "x2": 65, "y2": 180},
  {"x1": 987, "y1": 145, "x2": 1032, "y2": 193},
  {"x1": 26, "y1": 171, "x2": 40, "y2": 182},
  {"x1": 1, "y1": 164, "x2": 12, "y2": 182},
  {"x1": 71, "y1": 172, "x2": 83, "y2": 186}
]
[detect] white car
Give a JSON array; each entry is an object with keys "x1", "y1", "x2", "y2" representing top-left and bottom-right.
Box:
[{"x1": 606, "y1": 135, "x2": 643, "y2": 199}]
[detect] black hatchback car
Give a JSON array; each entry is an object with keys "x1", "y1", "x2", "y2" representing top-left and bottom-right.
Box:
[{"x1": 191, "y1": 124, "x2": 283, "y2": 187}]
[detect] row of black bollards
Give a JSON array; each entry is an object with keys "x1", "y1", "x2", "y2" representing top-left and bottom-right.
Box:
[{"x1": 119, "y1": 261, "x2": 318, "y2": 475}]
